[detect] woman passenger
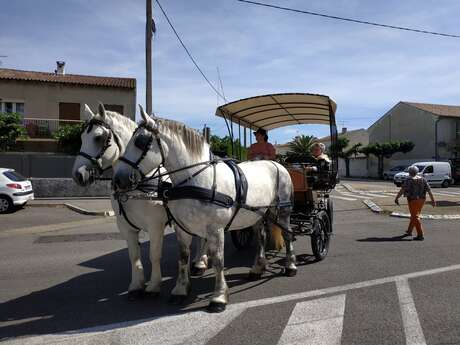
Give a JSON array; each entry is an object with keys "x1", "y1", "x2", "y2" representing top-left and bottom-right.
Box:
[{"x1": 248, "y1": 128, "x2": 276, "y2": 160}]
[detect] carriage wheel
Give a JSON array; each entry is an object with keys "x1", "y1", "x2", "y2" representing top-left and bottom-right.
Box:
[
  {"x1": 311, "y1": 210, "x2": 331, "y2": 261},
  {"x1": 231, "y1": 227, "x2": 254, "y2": 250},
  {"x1": 326, "y1": 198, "x2": 334, "y2": 231}
]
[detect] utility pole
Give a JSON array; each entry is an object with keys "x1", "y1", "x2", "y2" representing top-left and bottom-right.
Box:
[{"x1": 146, "y1": 0, "x2": 153, "y2": 114}]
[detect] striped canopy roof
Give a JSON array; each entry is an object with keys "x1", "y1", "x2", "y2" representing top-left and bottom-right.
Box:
[{"x1": 215, "y1": 93, "x2": 337, "y2": 130}]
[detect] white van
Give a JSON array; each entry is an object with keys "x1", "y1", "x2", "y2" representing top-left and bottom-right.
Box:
[{"x1": 394, "y1": 161, "x2": 453, "y2": 188}]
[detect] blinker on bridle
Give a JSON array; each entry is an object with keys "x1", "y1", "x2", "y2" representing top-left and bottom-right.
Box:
[
  {"x1": 77, "y1": 118, "x2": 122, "y2": 175},
  {"x1": 118, "y1": 121, "x2": 166, "y2": 180}
]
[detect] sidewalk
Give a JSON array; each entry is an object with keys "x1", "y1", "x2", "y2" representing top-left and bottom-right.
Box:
[{"x1": 29, "y1": 197, "x2": 114, "y2": 216}]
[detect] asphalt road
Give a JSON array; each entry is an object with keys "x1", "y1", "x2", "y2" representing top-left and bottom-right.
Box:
[{"x1": 1, "y1": 184, "x2": 460, "y2": 345}]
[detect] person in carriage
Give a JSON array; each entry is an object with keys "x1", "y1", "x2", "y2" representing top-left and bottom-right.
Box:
[{"x1": 248, "y1": 128, "x2": 276, "y2": 160}]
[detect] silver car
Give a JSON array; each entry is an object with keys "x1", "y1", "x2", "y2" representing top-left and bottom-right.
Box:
[{"x1": 0, "y1": 168, "x2": 34, "y2": 213}]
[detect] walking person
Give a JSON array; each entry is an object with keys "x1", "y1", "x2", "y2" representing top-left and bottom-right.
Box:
[{"x1": 394, "y1": 166, "x2": 436, "y2": 241}]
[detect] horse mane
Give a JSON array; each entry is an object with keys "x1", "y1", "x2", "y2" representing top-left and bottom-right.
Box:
[{"x1": 156, "y1": 117, "x2": 205, "y2": 158}]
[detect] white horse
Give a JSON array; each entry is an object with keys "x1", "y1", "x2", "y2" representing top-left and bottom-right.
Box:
[
  {"x1": 113, "y1": 109, "x2": 296, "y2": 312},
  {"x1": 72, "y1": 104, "x2": 208, "y2": 300}
]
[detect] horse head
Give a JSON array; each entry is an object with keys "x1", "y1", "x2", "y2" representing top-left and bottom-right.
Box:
[
  {"x1": 113, "y1": 106, "x2": 167, "y2": 191},
  {"x1": 72, "y1": 103, "x2": 122, "y2": 186}
]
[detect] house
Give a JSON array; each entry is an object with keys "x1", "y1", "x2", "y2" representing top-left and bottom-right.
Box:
[
  {"x1": 320, "y1": 128, "x2": 369, "y2": 177},
  {"x1": 368, "y1": 101, "x2": 460, "y2": 176},
  {"x1": 0, "y1": 62, "x2": 136, "y2": 122}
]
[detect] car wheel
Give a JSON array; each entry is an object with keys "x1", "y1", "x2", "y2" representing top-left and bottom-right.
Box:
[
  {"x1": 441, "y1": 180, "x2": 450, "y2": 188},
  {"x1": 0, "y1": 196, "x2": 13, "y2": 214}
]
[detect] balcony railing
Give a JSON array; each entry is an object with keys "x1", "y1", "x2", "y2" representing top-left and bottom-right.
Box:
[{"x1": 22, "y1": 118, "x2": 83, "y2": 139}]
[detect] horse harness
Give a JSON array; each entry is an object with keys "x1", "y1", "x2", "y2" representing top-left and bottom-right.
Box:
[
  {"x1": 116, "y1": 121, "x2": 292, "y2": 237},
  {"x1": 77, "y1": 118, "x2": 123, "y2": 175}
]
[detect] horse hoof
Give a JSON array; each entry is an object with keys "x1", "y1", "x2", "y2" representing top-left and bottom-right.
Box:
[
  {"x1": 144, "y1": 291, "x2": 160, "y2": 298},
  {"x1": 128, "y1": 289, "x2": 145, "y2": 301},
  {"x1": 191, "y1": 266, "x2": 206, "y2": 277},
  {"x1": 207, "y1": 302, "x2": 226, "y2": 313},
  {"x1": 247, "y1": 272, "x2": 262, "y2": 281},
  {"x1": 284, "y1": 268, "x2": 297, "y2": 277},
  {"x1": 168, "y1": 294, "x2": 187, "y2": 305}
]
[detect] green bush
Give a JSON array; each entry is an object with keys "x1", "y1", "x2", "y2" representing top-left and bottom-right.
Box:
[
  {"x1": 53, "y1": 123, "x2": 84, "y2": 155},
  {"x1": 0, "y1": 112, "x2": 28, "y2": 151}
]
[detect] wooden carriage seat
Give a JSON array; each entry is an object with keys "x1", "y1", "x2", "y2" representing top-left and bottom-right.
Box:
[{"x1": 287, "y1": 166, "x2": 315, "y2": 208}]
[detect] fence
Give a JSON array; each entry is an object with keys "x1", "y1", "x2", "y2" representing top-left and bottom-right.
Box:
[{"x1": 22, "y1": 118, "x2": 83, "y2": 139}]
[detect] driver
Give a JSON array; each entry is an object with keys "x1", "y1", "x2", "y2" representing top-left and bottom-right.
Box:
[
  {"x1": 248, "y1": 128, "x2": 276, "y2": 160},
  {"x1": 306, "y1": 142, "x2": 330, "y2": 172}
]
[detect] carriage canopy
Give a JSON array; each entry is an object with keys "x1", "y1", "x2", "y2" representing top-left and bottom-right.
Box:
[{"x1": 215, "y1": 93, "x2": 337, "y2": 130}]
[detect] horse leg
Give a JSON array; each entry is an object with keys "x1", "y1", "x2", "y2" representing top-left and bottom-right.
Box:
[
  {"x1": 118, "y1": 219, "x2": 146, "y2": 300},
  {"x1": 278, "y1": 207, "x2": 297, "y2": 277},
  {"x1": 207, "y1": 227, "x2": 228, "y2": 313},
  {"x1": 169, "y1": 228, "x2": 192, "y2": 304},
  {"x1": 145, "y1": 218, "x2": 165, "y2": 297},
  {"x1": 191, "y1": 237, "x2": 208, "y2": 276},
  {"x1": 248, "y1": 219, "x2": 267, "y2": 280}
]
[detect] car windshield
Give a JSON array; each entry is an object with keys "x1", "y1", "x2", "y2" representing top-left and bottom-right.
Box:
[
  {"x1": 3, "y1": 170, "x2": 26, "y2": 182},
  {"x1": 415, "y1": 165, "x2": 426, "y2": 172}
]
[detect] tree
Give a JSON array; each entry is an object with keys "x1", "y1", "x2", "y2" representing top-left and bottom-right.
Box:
[
  {"x1": 286, "y1": 134, "x2": 316, "y2": 163},
  {"x1": 53, "y1": 123, "x2": 84, "y2": 155},
  {"x1": 209, "y1": 134, "x2": 248, "y2": 160},
  {"x1": 360, "y1": 141, "x2": 414, "y2": 179},
  {"x1": 329, "y1": 136, "x2": 362, "y2": 177},
  {"x1": 0, "y1": 112, "x2": 27, "y2": 151}
]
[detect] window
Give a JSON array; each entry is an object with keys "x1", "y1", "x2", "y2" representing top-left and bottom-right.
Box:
[
  {"x1": 5, "y1": 102, "x2": 13, "y2": 113},
  {"x1": 59, "y1": 102, "x2": 80, "y2": 120},
  {"x1": 104, "y1": 104, "x2": 124, "y2": 114},
  {"x1": 3, "y1": 170, "x2": 26, "y2": 182},
  {"x1": 424, "y1": 166, "x2": 433, "y2": 174},
  {"x1": 16, "y1": 103, "x2": 24, "y2": 115}
]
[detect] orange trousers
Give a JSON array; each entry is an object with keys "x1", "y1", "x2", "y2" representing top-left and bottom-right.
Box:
[{"x1": 407, "y1": 198, "x2": 425, "y2": 236}]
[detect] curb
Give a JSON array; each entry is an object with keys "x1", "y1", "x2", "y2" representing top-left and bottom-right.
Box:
[
  {"x1": 362, "y1": 199, "x2": 384, "y2": 213},
  {"x1": 341, "y1": 183, "x2": 356, "y2": 193},
  {"x1": 390, "y1": 212, "x2": 460, "y2": 220},
  {"x1": 64, "y1": 203, "x2": 115, "y2": 217}
]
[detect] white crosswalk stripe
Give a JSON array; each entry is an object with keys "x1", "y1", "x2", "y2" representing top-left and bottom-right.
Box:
[
  {"x1": 330, "y1": 195, "x2": 358, "y2": 201},
  {"x1": 7, "y1": 264, "x2": 460, "y2": 345},
  {"x1": 277, "y1": 294, "x2": 346, "y2": 345},
  {"x1": 339, "y1": 192, "x2": 377, "y2": 200}
]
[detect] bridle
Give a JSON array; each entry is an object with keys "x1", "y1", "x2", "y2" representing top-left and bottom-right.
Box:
[
  {"x1": 118, "y1": 121, "x2": 166, "y2": 179},
  {"x1": 77, "y1": 118, "x2": 123, "y2": 175}
]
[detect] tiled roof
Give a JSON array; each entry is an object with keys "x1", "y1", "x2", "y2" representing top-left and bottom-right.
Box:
[
  {"x1": 0, "y1": 68, "x2": 136, "y2": 89},
  {"x1": 404, "y1": 102, "x2": 460, "y2": 118}
]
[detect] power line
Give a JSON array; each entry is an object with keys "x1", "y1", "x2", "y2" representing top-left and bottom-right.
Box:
[
  {"x1": 154, "y1": 0, "x2": 228, "y2": 102},
  {"x1": 237, "y1": 0, "x2": 460, "y2": 39}
]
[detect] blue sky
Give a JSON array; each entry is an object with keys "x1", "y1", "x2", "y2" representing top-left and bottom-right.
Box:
[{"x1": 2, "y1": 0, "x2": 460, "y2": 144}]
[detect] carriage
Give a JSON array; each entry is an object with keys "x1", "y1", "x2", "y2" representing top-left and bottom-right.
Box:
[{"x1": 215, "y1": 93, "x2": 339, "y2": 261}]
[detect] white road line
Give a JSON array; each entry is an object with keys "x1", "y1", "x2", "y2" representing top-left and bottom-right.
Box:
[
  {"x1": 231, "y1": 263, "x2": 460, "y2": 310},
  {"x1": 278, "y1": 294, "x2": 346, "y2": 345},
  {"x1": 354, "y1": 192, "x2": 389, "y2": 198},
  {"x1": 396, "y1": 279, "x2": 427, "y2": 345},
  {"x1": 434, "y1": 191, "x2": 460, "y2": 197},
  {"x1": 330, "y1": 195, "x2": 358, "y2": 201},
  {"x1": 2, "y1": 309, "x2": 246, "y2": 345},
  {"x1": 340, "y1": 192, "x2": 376, "y2": 200},
  {"x1": 6, "y1": 264, "x2": 460, "y2": 345}
]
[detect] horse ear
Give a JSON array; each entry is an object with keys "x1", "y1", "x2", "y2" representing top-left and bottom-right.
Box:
[
  {"x1": 83, "y1": 104, "x2": 94, "y2": 121},
  {"x1": 98, "y1": 102, "x2": 106, "y2": 118},
  {"x1": 139, "y1": 104, "x2": 149, "y2": 121}
]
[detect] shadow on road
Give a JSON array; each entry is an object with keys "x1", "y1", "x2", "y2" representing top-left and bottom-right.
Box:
[
  {"x1": 0, "y1": 232, "x2": 290, "y2": 340},
  {"x1": 356, "y1": 235, "x2": 413, "y2": 242}
]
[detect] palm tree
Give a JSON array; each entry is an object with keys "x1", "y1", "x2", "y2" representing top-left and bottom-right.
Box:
[{"x1": 286, "y1": 135, "x2": 317, "y2": 162}]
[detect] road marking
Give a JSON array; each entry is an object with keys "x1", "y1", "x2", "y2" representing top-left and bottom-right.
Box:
[
  {"x1": 339, "y1": 192, "x2": 375, "y2": 199},
  {"x1": 5, "y1": 264, "x2": 460, "y2": 345},
  {"x1": 396, "y1": 279, "x2": 427, "y2": 345},
  {"x1": 433, "y1": 191, "x2": 460, "y2": 197},
  {"x1": 330, "y1": 195, "x2": 357, "y2": 201},
  {"x1": 2, "y1": 309, "x2": 246, "y2": 345},
  {"x1": 278, "y1": 294, "x2": 346, "y2": 345},
  {"x1": 354, "y1": 192, "x2": 388, "y2": 198}
]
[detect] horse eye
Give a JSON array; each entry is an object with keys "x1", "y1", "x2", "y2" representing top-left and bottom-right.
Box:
[
  {"x1": 94, "y1": 135, "x2": 104, "y2": 143},
  {"x1": 135, "y1": 134, "x2": 151, "y2": 150}
]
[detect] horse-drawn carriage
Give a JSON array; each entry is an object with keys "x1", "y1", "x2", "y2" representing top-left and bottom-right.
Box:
[{"x1": 215, "y1": 93, "x2": 339, "y2": 261}]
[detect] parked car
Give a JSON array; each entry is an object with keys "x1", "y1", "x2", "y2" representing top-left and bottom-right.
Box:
[
  {"x1": 0, "y1": 168, "x2": 34, "y2": 213},
  {"x1": 383, "y1": 165, "x2": 406, "y2": 180},
  {"x1": 394, "y1": 161, "x2": 453, "y2": 188}
]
